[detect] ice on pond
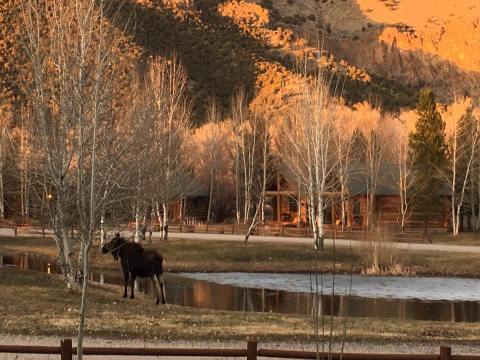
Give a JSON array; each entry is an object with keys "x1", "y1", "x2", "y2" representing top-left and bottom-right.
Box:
[{"x1": 181, "y1": 272, "x2": 480, "y2": 302}]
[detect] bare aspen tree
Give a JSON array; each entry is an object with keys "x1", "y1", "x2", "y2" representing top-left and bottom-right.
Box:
[
  {"x1": 231, "y1": 89, "x2": 272, "y2": 240},
  {"x1": 0, "y1": 104, "x2": 12, "y2": 219},
  {"x1": 129, "y1": 85, "x2": 152, "y2": 243},
  {"x1": 258, "y1": 117, "x2": 272, "y2": 225},
  {"x1": 244, "y1": 113, "x2": 272, "y2": 243},
  {"x1": 354, "y1": 103, "x2": 390, "y2": 231},
  {"x1": 141, "y1": 57, "x2": 193, "y2": 240},
  {"x1": 440, "y1": 98, "x2": 479, "y2": 235},
  {"x1": 18, "y1": 112, "x2": 30, "y2": 219},
  {"x1": 23, "y1": 0, "x2": 80, "y2": 290},
  {"x1": 21, "y1": 1, "x2": 146, "y2": 358},
  {"x1": 276, "y1": 62, "x2": 337, "y2": 250},
  {"x1": 469, "y1": 85, "x2": 480, "y2": 232},
  {"x1": 332, "y1": 104, "x2": 355, "y2": 231},
  {"x1": 231, "y1": 89, "x2": 256, "y2": 225},
  {"x1": 393, "y1": 112, "x2": 417, "y2": 232},
  {"x1": 205, "y1": 100, "x2": 221, "y2": 224},
  {"x1": 187, "y1": 117, "x2": 236, "y2": 223},
  {"x1": 473, "y1": 107, "x2": 480, "y2": 231}
]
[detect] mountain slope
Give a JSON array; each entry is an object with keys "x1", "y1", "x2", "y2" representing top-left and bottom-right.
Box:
[
  {"x1": 4, "y1": 0, "x2": 474, "y2": 123},
  {"x1": 262, "y1": 0, "x2": 480, "y2": 101}
]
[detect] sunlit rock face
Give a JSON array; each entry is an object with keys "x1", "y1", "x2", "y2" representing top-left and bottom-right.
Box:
[{"x1": 262, "y1": 0, "x2": 480, "y2": 100}]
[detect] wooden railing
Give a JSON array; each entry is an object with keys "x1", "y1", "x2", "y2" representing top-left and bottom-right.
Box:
[
  {"x1": 0, "y1": 339, "x2": 478, "y2": 360},
  {"x1": 170, "y1": 223, "x2": 428, "y2": 243}
]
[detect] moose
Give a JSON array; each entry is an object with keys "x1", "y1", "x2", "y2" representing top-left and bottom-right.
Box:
[{"x1": 101, "y1": 233, "x2": 166, "y2": 304}]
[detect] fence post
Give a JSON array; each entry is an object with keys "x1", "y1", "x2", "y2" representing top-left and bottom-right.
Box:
[
  {"x1": 14, "y1": 227, "x2": 17, "y2": 237},
  {"x1": 247, "y1": 339, "x2": 257, "y2": 360},
  {"x1": 440, "y1": 346, "x2": 452, "y2": 360},
  {"x1": 60, "y1": 338, "x2": 72, "y2": 360}
]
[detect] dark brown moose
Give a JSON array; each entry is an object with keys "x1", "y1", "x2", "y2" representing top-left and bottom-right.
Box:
[{"x1": 102, "y1": 233, "x2": 166, "y2": 304}]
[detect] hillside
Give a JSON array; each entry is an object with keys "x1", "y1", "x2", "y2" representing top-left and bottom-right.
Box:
[
  {"x1": 1, "y1": 0, "x2": 478, "y2": 122},
  {"x1": 263, "y1": 0, "x2": 480, "y2": 101}
]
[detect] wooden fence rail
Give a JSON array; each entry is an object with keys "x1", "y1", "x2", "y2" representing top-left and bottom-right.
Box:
[{"x1": 1, "y1": 339, "x2": 479, "y2": 360}]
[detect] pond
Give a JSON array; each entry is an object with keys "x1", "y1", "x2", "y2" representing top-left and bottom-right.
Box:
[{"x1": 2, "y1": 253, "x2": 480, "y2": 322}]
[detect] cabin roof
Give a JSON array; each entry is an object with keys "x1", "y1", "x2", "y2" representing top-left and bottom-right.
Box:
[
  {"x1": 346, "y1": 164, "x2": 399, "y2": 196},
  {"x1": 346, "y1": 163, "x2": 450, "y2": 196},
  {"x1": 186, "y1": 177, "x2": 209, "y2": 197}
]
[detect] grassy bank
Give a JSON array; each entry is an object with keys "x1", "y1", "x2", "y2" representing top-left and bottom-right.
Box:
[
  {"x1": 2, "y1": 236, "x2": 480, "y2": 277},
  {"x1": 0, "y1": 268, "x2": 479, "y2": 344}
]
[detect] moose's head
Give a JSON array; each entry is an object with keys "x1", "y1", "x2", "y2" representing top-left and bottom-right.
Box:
[{"x1": 101, "y1": 233, "x2": 125, "y2": 261}]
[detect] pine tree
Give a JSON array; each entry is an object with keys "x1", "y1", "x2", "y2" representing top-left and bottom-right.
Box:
[{"x1": 409, "y1": 88, "x2": 447, "y2": 233}]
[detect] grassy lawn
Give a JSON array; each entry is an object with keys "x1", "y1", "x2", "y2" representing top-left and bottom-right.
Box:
[
  {"x1": 2, "y1": 236, "x2": 480, "y2": 277},
  {"x1": 0, "y1": 268, "x2": 479, "y2": 344},
  {"x1": 428, "y1": 232, "x2": 480, "y2": 246}
]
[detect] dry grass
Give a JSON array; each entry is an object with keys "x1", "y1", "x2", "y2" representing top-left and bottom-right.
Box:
[
  {"x1": 2, "y1": 235, "x2": 480, "y2": 277},
  {"x1": 428, "y1": 233, "x2": 480, "y2": 246},
  {"x1": 355, "y1": 230, "x2": 414, "y2": 276},
  {"x1": 1, "y1": 268, "x2": 480, "y2": 343}
]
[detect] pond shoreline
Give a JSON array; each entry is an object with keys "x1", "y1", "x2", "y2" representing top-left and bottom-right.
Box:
[
  {"x1": 2, "y1": 268, "x2": 480, "y2": 345},
  {"x1": 2, "y1": 236, "x2": 480, "y2": 278},
  {"x1": 3, "y1": 249, "x2": 480, "y2": 280},
  {"x1": 2, "y1": 252, "x2": 480, "y2": 322}
]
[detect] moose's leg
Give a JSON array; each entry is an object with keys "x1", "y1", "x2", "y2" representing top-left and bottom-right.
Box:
[
  {"x1": 130, "y1": 273, "x2": 136, "y2": 299},
  {"x1": 151, "y1": 275, "x2": 162, "y2": 305},
  {"x1": 123, "y1": 270, "x2": 129, "y2": 298},
  {"x1": 158, "y1": 274, "x2": 166, "y2": 304}
]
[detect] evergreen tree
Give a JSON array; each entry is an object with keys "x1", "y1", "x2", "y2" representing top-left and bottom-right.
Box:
[{"x1": 409, "y1": 88, "x2": 447, "y2": 233}]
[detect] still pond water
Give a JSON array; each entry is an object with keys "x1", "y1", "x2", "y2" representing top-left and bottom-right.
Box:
[{"x1": 2, "y1": 253, "x2": 480, "y2": 322}]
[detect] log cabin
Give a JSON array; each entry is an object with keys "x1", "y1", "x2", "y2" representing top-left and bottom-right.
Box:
[{"x1": 264, "y1": 164, "x2": 451, "y2": 233}]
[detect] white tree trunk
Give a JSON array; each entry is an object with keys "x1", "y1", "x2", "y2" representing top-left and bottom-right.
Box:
[
  {"x1": 134, "y1": 203, "x2": 141, "y2": 243},
  {"x1": 316, "y1": 197, "x2": 324, "y2": 251},
  {"x1": 54, "y1": 205, "x2": 77, "y2": 290},
  {"x1": 0, "y1": 163, "x2": 4, "y2": 219},
  {"x1": 162, "y1": 202, "x2": 169, "y2": 240},
  {"x1": 207, "y1": 170, "x2": 214, "y2": 223},
  {"x1": 156, "y1": 202, "x2": 163, "y2": 239},
  {"x1": 100, "y1": 212, "x2": 106, "y2": 246}
]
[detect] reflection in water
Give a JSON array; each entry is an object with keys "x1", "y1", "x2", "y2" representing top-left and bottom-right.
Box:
[{"x1": 2, "y1": 253, "x2": 480, "y2": 322}]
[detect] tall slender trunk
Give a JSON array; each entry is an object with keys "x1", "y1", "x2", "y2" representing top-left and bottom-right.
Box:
[
  {"x1": 55, "y1": 204, "x2": 77, "y2": 290},
  {"x1": 399, "y1": 161, "x2": 408, "y2": 233},
  {"x1": 24, "y1": 169, "x2": 30, "y2": 219},
  {"x1": 235, "y1": 146, "x2": 241, "y2": 223},
  {"x1": 134, "y1": 203, "x2": 141, "y2": 243},
  {"x1": 207, "y1": 169, "x2": 215, "y2": 224},
  {"x1": 297, "y1": 184, "x2": 302, "y2": 228},
  {"x1": 469, "y1": 177, "x2": 476, "y2": 231},
  {"x1": 316, "y1": 196, "x2": 324, "y2": 251},
  {"x1": 308, "y1": 187, "x2": 320, "y2": 249},
  {"x1": 156, "y1": 202, "x2": 163, "y2": 239},
  {"x1": 260, "y1": 131, "x2": 268, "y2": 224},
  {"x1": 451, "y1": 135, "x2": 458, "y2": 235},
  {"x1": 340, "y1": 180, "x2": 346, "y2": 231},
  {"x1": 0, "y1": 163, "x2": 4, "y2": 219},
  {"x1": 100, "y1": 212, "x2": 106, "y2": 246},
  {"x1": 162, "y1": 203, "x2": 169, "y2": 240},
  {"x1": 476, "y1": 174, "x2": 480, "y2": 231},
  {"x1": 100, "y1": 189, "x2": 108, "y2": 246}
]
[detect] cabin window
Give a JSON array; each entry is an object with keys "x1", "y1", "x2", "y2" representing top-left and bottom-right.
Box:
[
  {"x1": 323, "y1": 205, "x2": 332, "y2": 224},
  {"x1": 352, "y1": 199, "x2": 361, "y2": 215},
  {"x1": 352, "y1": 198, "x2": 362, "y2": 225},
  {"x1": 288, "y1": 196, "x2": 298, "y2": 213}
]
